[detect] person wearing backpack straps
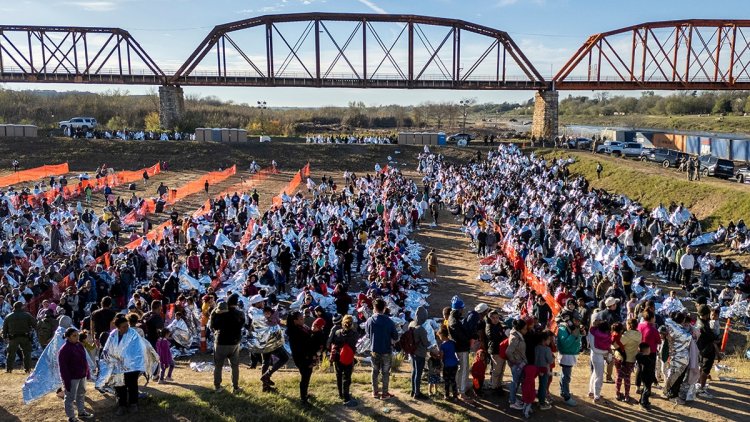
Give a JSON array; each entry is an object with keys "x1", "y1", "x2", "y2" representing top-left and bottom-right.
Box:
[
  {"x1": 329, "y1": 315, "x2": 359, "y2": 407},
  {"x1": 407, "y1": 306, "x2": 431, "y2": 400}
]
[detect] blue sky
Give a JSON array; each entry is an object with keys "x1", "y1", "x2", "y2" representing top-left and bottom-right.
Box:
[{"x1": 0, "y1": 0, "x2": 743, "y2": 106}]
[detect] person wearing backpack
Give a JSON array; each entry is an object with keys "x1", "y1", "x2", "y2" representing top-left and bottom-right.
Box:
[
  {"x1": 364, "y1": 298, "x2": 399, "y2": 399},
  {"x1": 329, "y1": 315, "x2": 359, "y2": 407},
  {"x1": 406, "y1": 306, "x2": 430, "y2": 400}
]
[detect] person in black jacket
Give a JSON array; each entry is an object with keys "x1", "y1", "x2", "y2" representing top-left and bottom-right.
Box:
[
  {"x1": 208, "y1": 294, "x2": 246, "y2": 393},
  {"x1": 485, "y1": 310, "x2": 508, "y2": 393},
  {"x1": 329, "y1": 314, "x2": 359, "y2": 406},
  {"x1": 447, "y1": 296, "x2": 472, "y2": 400},
  {"x1": 287, "y1": 310, "x2": 316, "y2": 405}
]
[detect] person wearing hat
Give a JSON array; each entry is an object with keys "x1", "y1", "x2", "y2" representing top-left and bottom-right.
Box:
[
  {"x1": 447, "y1": 295, "x2": 472, "y2": 401},
  {"x1": 2, "y1": 301, "x2": 36, "y2": 373},
  {"x1": 208, "y1": 294, "x2": 246, "y2": 393}
]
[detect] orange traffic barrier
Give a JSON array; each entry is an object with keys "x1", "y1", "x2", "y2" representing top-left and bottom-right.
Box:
[
  {"x1": 721, "y1": 318, "x2": 731, "y2": 352},
  {"x1": 0, "y1": 163, "x2": 69, "y2": 188}
]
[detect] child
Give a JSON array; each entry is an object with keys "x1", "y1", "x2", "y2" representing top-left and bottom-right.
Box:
[
  {"x1": 626, "y1": 293, "x2": 638, "y2": 320},
  {"x1": 534, "y1": 330, "x2": 554, "y2": 411},
  {"x1": 615, "y1": 319, "x2": 641, "y2": 403},
  {"x1": 427, "y1": 350, "x2": 443, "y2": 397},
  {"x1": 439, "y1": 327, "x2": 458, "y2": 400},
  {"x1": 657, "y1": 325, "x2": 669, "y2": 383},
  {"x1": 635, "y1": 342, "x2": 655, "y2": 411},
  {"x1": 78, "y1": 330, "x2": 98, "y2": 363},
  {"x1": 471, "y1": 349, "x2": 488, "y2": 396},
  {"x1": 156, "y1": 329, "x2": 175, "y2": 383}
]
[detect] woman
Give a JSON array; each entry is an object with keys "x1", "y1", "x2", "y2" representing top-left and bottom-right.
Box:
[
  {"x1": 588, "y1": 320, "x2": 612, "y2": 402},
  {"x1": 287, "y1": 310, "x2": 316, "y2": 405},
  {"x1": 101, "y1": 315, "x2": 154, "y2": 415},
  {"x1": 58, "y1": 327, "x2": 93, "y2": 422},
  {"x1": 329, "y1": 315, "x2": 359, "y2": 406}
]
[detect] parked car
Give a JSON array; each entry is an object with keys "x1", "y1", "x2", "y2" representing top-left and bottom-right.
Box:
[
  {"x1": 447, "y1": 133, "x2": 473, "y2": 144},
  {"x1": 59, "y1": 117, "x2": 97, "y2": 130},
  {"x1": 698, "y1": 155, "x2": 735, "y2": 179},
  {"x1": 735, "y1": 166, "x2": 750, "y2": 183},
  {"x1": 566, "y1": 137, "x2": 592, "y2": 149},
  {"x1": 640, "y1": 148, "x2": 689, "y2": 168},
  {"x1": 596, "y1": 141, "x2": 622, "y2": 154},
  {"x1": 619, "y1": 142, "x2": 644, "y2": 157}
]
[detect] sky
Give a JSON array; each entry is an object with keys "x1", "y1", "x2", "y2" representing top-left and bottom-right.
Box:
[{"x1": 0, "y1": 0, "x2": 744, "y2": 107}]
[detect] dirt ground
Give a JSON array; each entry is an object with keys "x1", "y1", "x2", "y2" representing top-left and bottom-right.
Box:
[{"x1": 0, "y1": 141, "x2": 749, "y2": 422}]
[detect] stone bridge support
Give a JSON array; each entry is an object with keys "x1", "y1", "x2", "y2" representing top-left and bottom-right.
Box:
[
  {"x1": 159, "y1": 85, "x2": 184, "y2": 130},
  {"x1": 531, "y1": 90, "x2": 558, "y2": 142}
]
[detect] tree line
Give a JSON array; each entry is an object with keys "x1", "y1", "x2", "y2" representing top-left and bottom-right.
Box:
[{"x1": 556, "y1": 91, "x2": 750, "y2": 117}]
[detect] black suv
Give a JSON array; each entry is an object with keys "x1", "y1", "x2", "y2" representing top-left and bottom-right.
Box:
[
  {"x1": 735, "y1": 166, "x2": 750, "y2": 184},
  {"x1": 698, "y1": 155, "x2": 735, "y2": 179},
  {"x1": 641, "y1": 148, "x2": 688, "y2": 168}
]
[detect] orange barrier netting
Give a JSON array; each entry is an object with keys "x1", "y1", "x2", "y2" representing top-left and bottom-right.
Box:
[
  {"x1": 13, "y1": 162, "x2": 161, "y2": 209},
  {"x1": 125, "y1": 220, "x2": 172, "y2": 250},
  {"x1": 272, "y1": 163, "x2": 310, "y2": 207},
  {"x1": 492, "y1": 226, "x2": 561, "y2": 330},
  {"x1": 192, "y1": 166, "x2": 274, "y2": 219},
  {"x1": 0, "y1": 163, "x2": 69, "y2": 188},
  {"x1": 122, "y1": 165, "x2": 236, "y2": 225}
]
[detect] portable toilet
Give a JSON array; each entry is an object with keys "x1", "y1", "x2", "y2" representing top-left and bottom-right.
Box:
[
  {"x1": 211, "y1": 128, "x2": 222, "y2": 142},
  {"x1": 0, "y1": 125, "x2": 6, "y2": 137},
  {"x1": 238, "y1": 129, "x2": 248, "y2": 142},
  {"x1": 437, "y1": 132, "x2": 446, "y2": 145}
]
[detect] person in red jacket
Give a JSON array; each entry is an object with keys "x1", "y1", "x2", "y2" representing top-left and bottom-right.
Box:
[
  {"x1": 187, "y1": 250, "x2": 201, "y2": 278},
  {"x1": 471, "y1": 349, "x2": 488, "y2": 395},
  {"x1": 58, "y1": 328, "x2": 93, "y2": 421},
  {"x1": 555, "y1": 285, "x2": 573, "y2": 309}
]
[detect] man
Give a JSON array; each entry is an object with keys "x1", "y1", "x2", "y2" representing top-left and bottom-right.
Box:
[
  {"x1": 448, "y1": 295, "x2": 472, "y2": 401},
  {"x1": 407, "y1": 306, "x2": 430, "y2": 399},
  {"x1": 36, "y1": 309, "x2": 59, "y2": 348},
  {"x1": 90, "y1": 296, "x2": 117, "y2": 345},
  {"x1": 209, "y1": 294, "x2": 246, "y2": 393},
  {"x1": 596, "y1": 162, "x2": 603, "y2": 179},
  {"x1": 156, "y1": 182, "x2": 168, "y2": 198},
  {"x1": 142, "y1": 300, "x2": 164, "y2": 348},
  {"x1": 556, "y1": 313, "x2": 582, "y2": 406},
  {"x1": 679, "y1": 247, "x2": 695, "y2": 290},
  {"x1": 695, "y1": 305, "x2": 720, "y2": 398},
  {"x1": 485, "y1": 310, "x2": 507, "y2": 393},
  {"x1": 364, "y1": 298, "x2": 399, "y2": 399},
  {"x1": 2, "y1": 302, "x2": 37, "y2": 372}
]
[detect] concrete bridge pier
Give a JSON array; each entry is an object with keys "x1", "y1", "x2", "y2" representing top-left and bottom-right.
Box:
[
  {"x1": 531, "y1": 90, "x2": 558, "y2": 142},
  {"x1": 159, "y1": 85, "x2": 184, "y2": 130}
]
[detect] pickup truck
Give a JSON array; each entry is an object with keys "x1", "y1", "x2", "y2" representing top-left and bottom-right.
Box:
[{"x1": 59, "y1": 117, "x2": 97, "y2": 130}]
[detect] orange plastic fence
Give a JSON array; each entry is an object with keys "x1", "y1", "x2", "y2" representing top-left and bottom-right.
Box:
[
  {"x1": 498, "y1": 227, "x2": 560, "y2": 330},
  {"x1": 169, "y1": 165, "x2": 236, "y2": 204},
  {"x1": 272, "y1": 163, "x2": 310, "y2": 206},
  {"x1": 122, "y1": 165, "x2": 236, "y2": 225},
  {"x1": 14, "y1": 162, "x2": 161, "y2": 209},
  {"x1": 192, "y1": 166, "x2": 274, "y2": 219},
  {"x1": 0, "y1": 163, "x2": 69, "y2": 188}
]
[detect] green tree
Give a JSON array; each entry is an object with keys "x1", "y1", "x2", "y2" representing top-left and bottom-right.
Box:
[
  {"x1": 712, "y1": 97, "x2": 732, "y2": 114},
  {"x1": 144, "y1": 112, "x2": 160, "y2": 132},
  {"x1": 106, "y1": 116, "x2": 127, "y2": 130}
]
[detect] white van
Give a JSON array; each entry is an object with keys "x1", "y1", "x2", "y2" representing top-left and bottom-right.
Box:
[{"x1": 259, "y1": 135, "x2": 272, "y2": 143}]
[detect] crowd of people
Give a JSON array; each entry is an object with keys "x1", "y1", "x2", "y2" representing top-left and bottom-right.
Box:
[
  {"x1": 416, "y1": 143, "x2": 748, "y2": 416},
  {"x1": 1, "y1": 142, "x2": 748, "y2": 421}
]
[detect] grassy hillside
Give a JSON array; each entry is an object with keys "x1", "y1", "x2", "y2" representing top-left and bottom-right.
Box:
[
  {"x1": 535, "y1": 148, "x2": 750, "y2": 231},
  {"x1": 560, "y1": 114, "x2": 750, "y2": 135}
]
